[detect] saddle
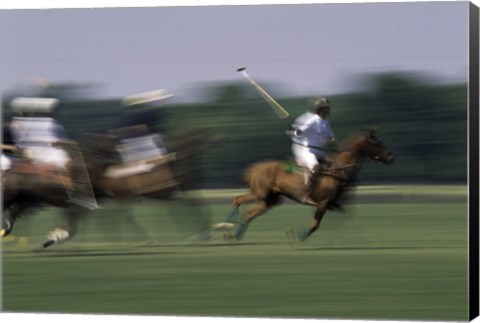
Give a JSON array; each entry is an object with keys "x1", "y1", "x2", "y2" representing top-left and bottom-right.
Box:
[
  {"x1": 12, "y1": 161, "x2": 56, "y2": 175},
  {"x1": 7, "y1": 159, "x2": 73, "y2": 190},
  {"x1": 98, "y1": 154, "x2": 178, "y2": 197},
  {"x1": 281, "y1": 161, "x2": 328, "y2": 176},
  {"x1": 282, "y1": 161, "x2": 303, "y2": 174}
]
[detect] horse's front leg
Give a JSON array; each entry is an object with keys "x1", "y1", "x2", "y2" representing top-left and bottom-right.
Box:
[
  {"x1": 299, "y1": 202, "x2": 328, "y2": 242},
  {"x1": 1, "y1": 208, "x2": 14, "y2": 237},
  {"x1": 1, "y1": 213, "x2": 13, "y2": 238}
]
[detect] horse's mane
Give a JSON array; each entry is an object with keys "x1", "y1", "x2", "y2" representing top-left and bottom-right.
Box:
[{"x1": 337, "y1": 128, "x2": 375, "y2": 152}]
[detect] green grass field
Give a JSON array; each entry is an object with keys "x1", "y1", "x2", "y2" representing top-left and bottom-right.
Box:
[{"x1": 1, "y1": 186, "x2": 470, "y2": 321}]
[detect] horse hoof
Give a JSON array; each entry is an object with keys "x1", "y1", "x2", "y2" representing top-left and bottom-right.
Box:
[
  {"x1": 286, "y1": 227, "x2": 300, "y2": 244},
  {"x1": 298, "y1": 230, "x2": 310, "y2": 242},
  {"x1": 286, "y1": 227, "x2": 308, "y2": 244},
  {"x1": 223, "y1": 232, "x2": 236, "y2": 241},
  {"x1": 43, "y1": 240, "x2": 55, "y2": 248},
  {"x1": 0, "y1": 229, "x2": 6, "y2": 238},
  {"x1": 183, "y1": 231, "x2": 215, "y2": 245}
]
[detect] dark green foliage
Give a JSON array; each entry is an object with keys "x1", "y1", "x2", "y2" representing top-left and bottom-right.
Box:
[{"x1": 2, "y1": 72, "x2": 468, "y2": 186}]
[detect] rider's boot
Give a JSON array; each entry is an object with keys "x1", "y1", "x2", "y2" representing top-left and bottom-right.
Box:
[{"x1": 301, "y1": 169, "x2": 317, "y2": 206}]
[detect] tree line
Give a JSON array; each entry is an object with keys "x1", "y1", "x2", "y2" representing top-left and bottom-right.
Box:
[{"x1": 2, "y1": 72, "x2": 468, "y2": 187}]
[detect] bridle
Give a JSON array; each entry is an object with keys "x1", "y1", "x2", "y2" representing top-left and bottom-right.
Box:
[{"x1": 317, "y1": 156, "x2": 362, "y2": 182}]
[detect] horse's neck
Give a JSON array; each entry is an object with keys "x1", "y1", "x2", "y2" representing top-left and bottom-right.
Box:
[{"x1": 330, "y1": 149, "x2": 362, "y2": 178}]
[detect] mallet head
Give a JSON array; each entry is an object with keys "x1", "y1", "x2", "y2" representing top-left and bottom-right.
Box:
[{"x1": 237, "y1": 67, "x2": 246, "y2": 72}]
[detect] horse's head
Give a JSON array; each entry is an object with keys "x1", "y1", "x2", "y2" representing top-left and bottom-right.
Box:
[{"x1": 352, "y1": 129, "x2": 395, "y2": 165}]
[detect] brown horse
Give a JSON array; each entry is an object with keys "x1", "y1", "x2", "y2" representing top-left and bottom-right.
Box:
[
  {"x1": 80, "y1": 126, "x2": 216, "y2": 199},
  {"x1": 1, "y1": 127, "x2": 217, "y2": 246},
  {"x1": 219, "y1": 129, "x2": 395, "y2": 242},
  {"x1": 1, "y1": 155, "x2": 87, "y2": 247},
  {"x1": 74, "y1": 127, "x2": 218, "y2": 242}
]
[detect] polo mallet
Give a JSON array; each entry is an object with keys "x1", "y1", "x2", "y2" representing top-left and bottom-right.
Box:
[{"x1": 237, "y1": 67, "x2": 290, "y2": 119}]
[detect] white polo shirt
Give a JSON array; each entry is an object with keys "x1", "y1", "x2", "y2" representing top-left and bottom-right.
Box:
[
  {"x1": 291, "y1": 112, "x2": 335, "y2": 151},
  {"x1": 10, "y1": 117, "x2": 70, "y2": 168}
]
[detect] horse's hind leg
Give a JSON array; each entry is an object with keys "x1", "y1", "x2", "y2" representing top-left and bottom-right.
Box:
[
  {"x1": 211, "y1": 192, "x2": 256, "y2": 233},
  {"x1": 233, "y1": 193, "x2": 280, "y2": 240},
  {"x1": 231, "y1": 200, "x2": 268, "y2": 240},
  {"x1": 224, "y1": 201, "x2": 267, "y2": 241},
  {"x1": 220, "y1": 191, "x2": 257, "y2": 224},
  {"x1": 232, "y1": 191, "x2": 256, "y2": 208}
]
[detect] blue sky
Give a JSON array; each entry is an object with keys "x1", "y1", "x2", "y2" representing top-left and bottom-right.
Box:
[{"x1": 0, "y1": 1, "x2": 472, "y2": 102}]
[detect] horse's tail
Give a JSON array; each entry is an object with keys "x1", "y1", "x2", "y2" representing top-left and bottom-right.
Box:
[
  {"x1": 242, "y1": 160, "x2": 275, "y2": 183},
  {"x1": 242, "y1": 163, "x2": 256, "y2": 184}
]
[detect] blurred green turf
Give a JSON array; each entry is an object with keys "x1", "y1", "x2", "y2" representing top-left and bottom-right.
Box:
[{"x1": 1, "y1": 197, "x2": 469, "y2": 321}]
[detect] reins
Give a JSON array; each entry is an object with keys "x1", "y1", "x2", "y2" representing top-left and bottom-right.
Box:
[
  {"x1": 317, "y1": 163, "x2": 360, "y2": 182},
  {"x1": 317, "y1": 147, "x2": 363, "y2": 182}
]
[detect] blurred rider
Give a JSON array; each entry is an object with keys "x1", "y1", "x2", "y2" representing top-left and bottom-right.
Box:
[
  {"x1": 9, "y1": 98, "x2": 71, "y2": 168},
  {"x1": 111, "y1": 89, "x2": 173, "y2": 162},
  {"x1": 288, "y1": 97, "x2": 337, "y2": 205},
  {"x1": 8, "y1": 97, "x2": 98, "y2": 210},
  {"x1": 114, "y1": 89, "x2": 172, "y2": 133},
  {"x1": 1, "y1": 126, "x2": 15, "y2": 171}
]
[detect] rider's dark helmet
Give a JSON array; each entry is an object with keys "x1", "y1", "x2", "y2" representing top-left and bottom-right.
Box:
[{"x1": 312, "y1": 97, "x2": 332, "y2": 114}]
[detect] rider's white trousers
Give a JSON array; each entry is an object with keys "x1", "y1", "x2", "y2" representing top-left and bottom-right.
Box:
[{"x1": 291, "y1": 144, "x2": 326, "y2": 172}]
